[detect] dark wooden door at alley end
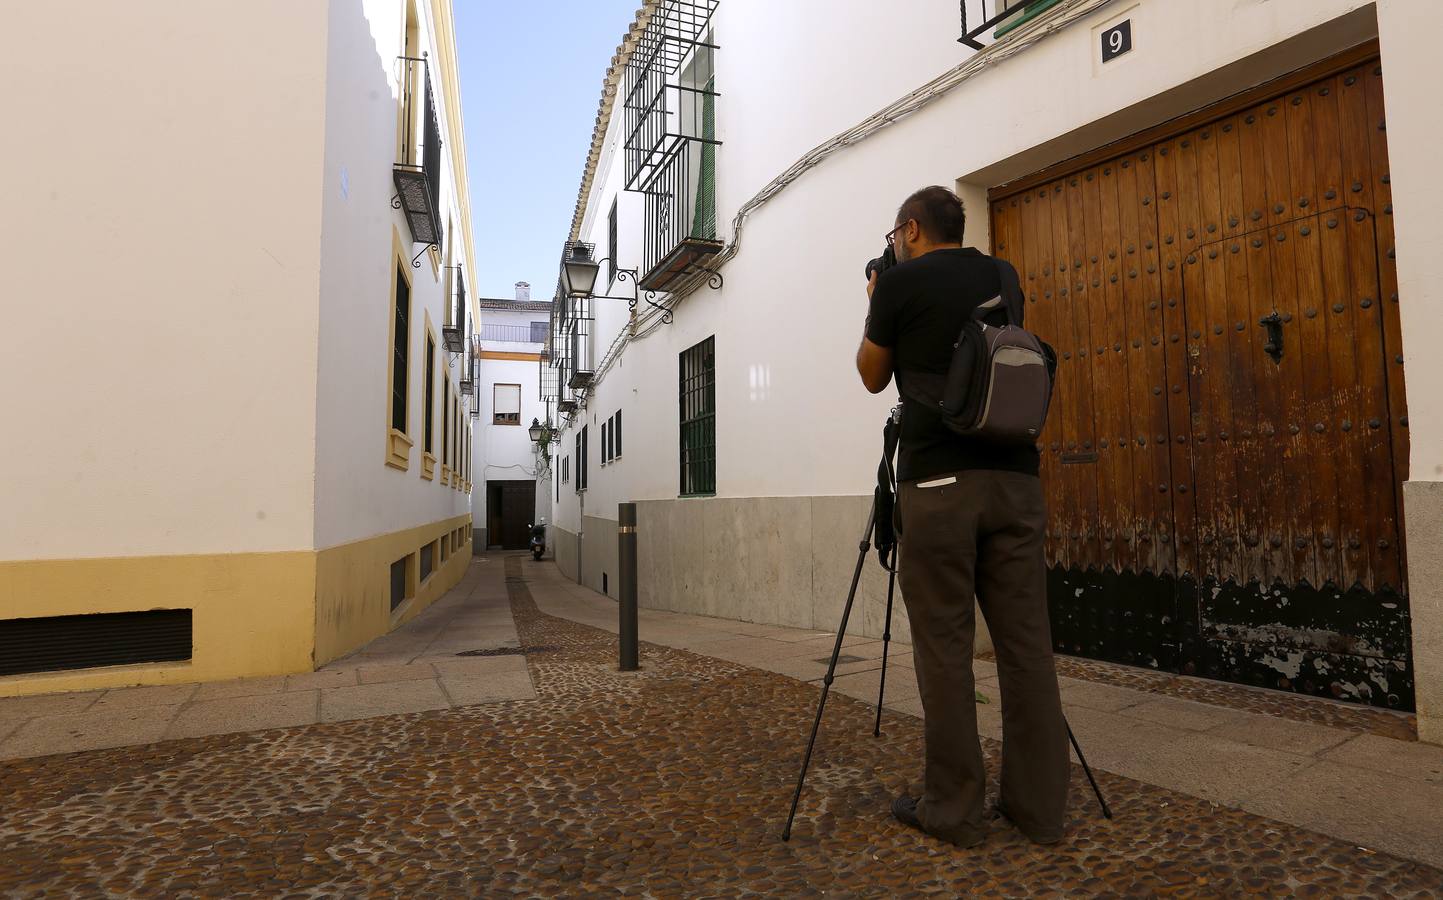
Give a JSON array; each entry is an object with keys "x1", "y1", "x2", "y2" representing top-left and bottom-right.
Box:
[{"x1": 989, "y1": 48, "x2": 1410, "y2": 710}]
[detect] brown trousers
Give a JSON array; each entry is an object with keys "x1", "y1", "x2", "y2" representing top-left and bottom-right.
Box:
[{"x1": 897, "y1": 469, "x2": 1068, "y2": 842}]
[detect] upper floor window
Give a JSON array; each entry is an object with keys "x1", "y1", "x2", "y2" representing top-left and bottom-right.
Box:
[{"x1": 493, "y1": 384, "x2": 521, "y2": 426}]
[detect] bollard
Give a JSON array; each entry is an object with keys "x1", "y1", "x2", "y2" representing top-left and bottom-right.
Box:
[{"x1": 618, "y1": 502, "x2": 639, "y2": 671}]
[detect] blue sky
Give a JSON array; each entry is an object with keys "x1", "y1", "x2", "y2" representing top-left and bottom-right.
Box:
[{"x1": 454, "y1": 1, "x2": 641, "y2": 301}]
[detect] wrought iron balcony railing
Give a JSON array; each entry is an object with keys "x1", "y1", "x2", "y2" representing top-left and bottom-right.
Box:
[
  {"x1": 959, "y1": 0, "x2": 1063, "y2": 48},
  {"x1": 393, "y1": 56, "x2": 444, "y2": 250},
  {"x1": 442, "y1": 265, "x2": 466, "y2": 354},
  {"x1": 622, "y1": 0, "x2": 722, "y2": 292},
  {"x1": 479, "y1": 323, "x2": 543, "y2": 344},
  {"x1": 459, "y1": 339, "x2": 475, "y2": 396},
  {"x1": 637, "y1": 138, "x2": 721, "y2": 292}
]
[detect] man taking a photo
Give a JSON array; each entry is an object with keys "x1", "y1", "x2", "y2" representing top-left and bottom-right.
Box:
[{"x1": 856, "y1": 185, "x2": 1069, "y2": 848}]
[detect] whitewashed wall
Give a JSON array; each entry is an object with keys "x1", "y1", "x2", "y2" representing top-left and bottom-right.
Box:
[
  {"x1": 0, "y1": 1, "x2": 330, "y2": 559},
  {"x1": 313, "y1": 0, "x2": 476, "y2": 550},
  {"x1": 552, "y1": 0, "x2": 1393, "y2": 529}
]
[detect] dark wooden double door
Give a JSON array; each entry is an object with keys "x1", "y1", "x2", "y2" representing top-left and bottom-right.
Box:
[
  {"x1": 487, "y1": 480, "x2": 536, "y2": 551},
  {"x1": 989, "y1": 52, "x2": 1411, "y2": 709}
]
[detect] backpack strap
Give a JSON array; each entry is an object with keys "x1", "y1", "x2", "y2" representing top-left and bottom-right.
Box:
[{"x1": 971, "y1": 257, "x2": 1026, "y2": 327}]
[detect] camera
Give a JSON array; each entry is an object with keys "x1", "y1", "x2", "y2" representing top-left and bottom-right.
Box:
[{"x1": 865, "y1": 245, "x2": 896, "y2": 281}]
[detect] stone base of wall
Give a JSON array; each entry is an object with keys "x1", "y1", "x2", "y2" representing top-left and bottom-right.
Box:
[
  {"x1": 554, "y1": 496, "x2": 994, "y2": 653},
  {"x1": 1405, "y1": 480, "x2": 1443, "y2": 745}
]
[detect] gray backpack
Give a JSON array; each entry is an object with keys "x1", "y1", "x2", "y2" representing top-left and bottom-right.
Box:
[{"x1": 905, "y1": 258, "x2": 1057, "y2": 446}]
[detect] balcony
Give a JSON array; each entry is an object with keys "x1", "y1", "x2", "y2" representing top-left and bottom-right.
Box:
[
  {"x1": 478, "y1": 323, "x2": 544, "y2": 344},
  {"x1": 637, "y1": 140, "x2": 722, "y2": 292},
  {"x1": 443, "y1": 266, "x2": 466, "y2": 354},
  {"x1": 622, "y1": 0, "x2": 722, "y2": 292},
  {"x1": 958, "y1": 0, "x2": 1064, "y2": 48},
  {"x1": 393, "y1": 56, "x2": 444, "y2": 248},
  {"x1": 459, "y1": 338, "x2": 475, "y2": 397}
]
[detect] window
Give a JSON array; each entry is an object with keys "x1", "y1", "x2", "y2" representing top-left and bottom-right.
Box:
[
  {"x1": 530, "y1": 321, "x2": 549, "y2": 343},
  {"x1": 440, "y1": 535, "x2": 449, "y2": 563},
  {"x1": 391, "y1": 265, "x2": 410, "y2": 433},
  {"x1": 608, "y1": 198, "x2": 618, "y2": 285},
  {"x1": 453, "y1": 395, "x2": 460, "y2": 478},
  {"x1": 420, "y1": 541, "x2": 434, "y2": 581},
  {"x1": 424, "y1": 335, "x2": 435, "y2": 454},
  {"x1": 390, "y1": 555, "x2": 413, "y2": 611},
  {"x1": 601, "y1": 420, "x2": 610, "y2": 465},
  {"x1": 614, "y1": 409, "x2": 622, "y2": 458},
  {"x1": 680, "y1": 336, "x2": 716, "y2": 495},
  {"x1": 576, "y1": 426, "x2": 588, "y2": 493},
  {"x1": 494, "y1": 383, "x2": 521, "y2": 425},
  {"x1": 561, "y1": 455, "x2": 569, "y2": 484},
  {"x1": 443, "y1": 381, "x2": 451, "y2": 467}
]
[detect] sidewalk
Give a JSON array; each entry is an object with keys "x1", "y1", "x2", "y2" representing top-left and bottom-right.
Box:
[
  {"x1": 0, "y1": 559, "x2": 534, "y2": 760},
  {"x1": 530, "y1": 561, "x2": 1443, "y2": 869}
]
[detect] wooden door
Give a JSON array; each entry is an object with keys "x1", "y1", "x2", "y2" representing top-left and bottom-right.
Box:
[
  {"x1": 499, "y1": 481, "x2": 536, "y2": 551},
  {"x1": 989, "y1": 54, "x2": 1410, "y2": 708}
]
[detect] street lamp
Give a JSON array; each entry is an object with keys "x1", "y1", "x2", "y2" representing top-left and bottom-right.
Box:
[
  {"x1": 528, "y1": 417, "x2": 544, "y2": 443},
  {"x1": 560, "y1": 241, "x2": 600, "y2": 299}
]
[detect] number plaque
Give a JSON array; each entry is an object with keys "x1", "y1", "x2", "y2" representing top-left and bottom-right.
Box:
[{"x1": 1101, "y1": 20, "x2": 1133, "y2": 64}]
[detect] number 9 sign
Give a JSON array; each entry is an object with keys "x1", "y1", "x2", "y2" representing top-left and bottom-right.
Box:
[{"x1": 1101, "y1": 20, "x2": 1133, "y2": 64}]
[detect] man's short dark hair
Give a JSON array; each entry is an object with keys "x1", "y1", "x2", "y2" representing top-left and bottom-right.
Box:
[{"x1": 897, "y1": 186, "x2": 966, "y2": 244}]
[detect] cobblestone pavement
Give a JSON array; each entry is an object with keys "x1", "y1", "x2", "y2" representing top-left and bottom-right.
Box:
[
  {"x1": 977, "y1": 651, "x2": 1417, "y2": 742},
  {"x1": 2, "y1": 558, "x2": 1440, "y2": 897}
]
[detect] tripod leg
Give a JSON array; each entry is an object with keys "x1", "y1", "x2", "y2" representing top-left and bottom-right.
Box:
[
  {"x1": 873, "y1": 562, "x2": 897, "y2": 738},
  {"x1": 1065, "y1": 717, "x2": 1112, "y2": 820},
  {"x1": 782, "y1": 504, "x2": 876, "y2": 842}
]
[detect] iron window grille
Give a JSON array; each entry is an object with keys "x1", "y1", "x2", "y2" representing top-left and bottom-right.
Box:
[
  {"x1": 392, "y1": 265, "x2": 410, "y2": 434},
  {"x1": 443, "y1": 266, "x2": 466, "y2": 354},
  {"x1": 608, "y1": 198, "x2": 619, "y2": 287},
  {"x1": 424, "y1": 334, "x2": 436, "y2": 454},
  {"x1": 958, "y1": 0, "x2": 1063, "y2": 47},
  {"x1": 575, "y1": 426, "x2": 589, "y2": 493},
  {"x1": 622, "y1": 0, "x2": 722, "y2": 291},
  {"x1": 679, "y1": 336, "x2": 716, "y2": 496},
  {"x1": 393, "y1": 55, "x2": 444, "y2": 254},
  {"x1": 614, "y1": 409, "x2": 622, "y2": 458},
  {"x1": 601, "y1": 420, "x2": 610, "y2": 464}
]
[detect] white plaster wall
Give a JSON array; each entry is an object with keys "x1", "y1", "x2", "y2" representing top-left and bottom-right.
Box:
[
  {"x1": 1376, "y1": 0, "x2": 1443, "y2": 484},
  {"x1": 549, "y1": 0, "x2": 1388, "y2": 541},
  {"x1": 0, "y1": 1, "x2": 330, "y2": 559},
  {"x1": 313, "y1": 0, "x2": 476, "y2": 550}
]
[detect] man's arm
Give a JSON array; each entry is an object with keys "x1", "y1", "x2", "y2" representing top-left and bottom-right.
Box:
[{"x1": 856, "y1": 271, "x2": 894, "y2": 394}]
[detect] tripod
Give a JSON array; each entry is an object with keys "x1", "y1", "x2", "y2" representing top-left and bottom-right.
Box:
[{"x1": 780, "y1": 414, "x2": 1112, "y2": 842}]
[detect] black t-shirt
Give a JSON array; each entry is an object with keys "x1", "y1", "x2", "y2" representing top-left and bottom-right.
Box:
[{"x1": 866, "y1": 247, "x2": 1041, "y2": 482}]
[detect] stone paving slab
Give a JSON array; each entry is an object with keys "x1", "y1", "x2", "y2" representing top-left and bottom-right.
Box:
[
  {"x1": 4, "y1": 553, "x2": 1439, "y2": 895},
  {"x1": 320, "y1": 680, "x2": 451, "y2": 724},
  {"x1": 1, "y1": 705, "x2": 182, "y2": 758},
  {"x1": 165, "y1": 691, "x2": 319, "y2": 741}
]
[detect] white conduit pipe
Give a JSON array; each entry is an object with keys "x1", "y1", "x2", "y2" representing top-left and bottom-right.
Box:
[{"x1": 578, "y1": 0, "x2": 1117, "y2": 403}]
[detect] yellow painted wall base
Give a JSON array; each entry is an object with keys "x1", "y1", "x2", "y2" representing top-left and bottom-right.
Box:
[
  {"x1": 314, "y1": 513, "x2": 473, "y2": 666},
  {"x1": 0, "y1": 552, "x2": 316, "y2": 697},
  {"x1": 0, "y1": 515, "x2": 473, "y2": 698}
]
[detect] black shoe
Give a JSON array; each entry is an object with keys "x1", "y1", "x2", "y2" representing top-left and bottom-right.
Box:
[
  {"x1": 991, "y1": 800, "x2": 1064, "y2": 845},
  {"x1": 891, "y1": 795, "x2": 986, "y2": 848}
]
